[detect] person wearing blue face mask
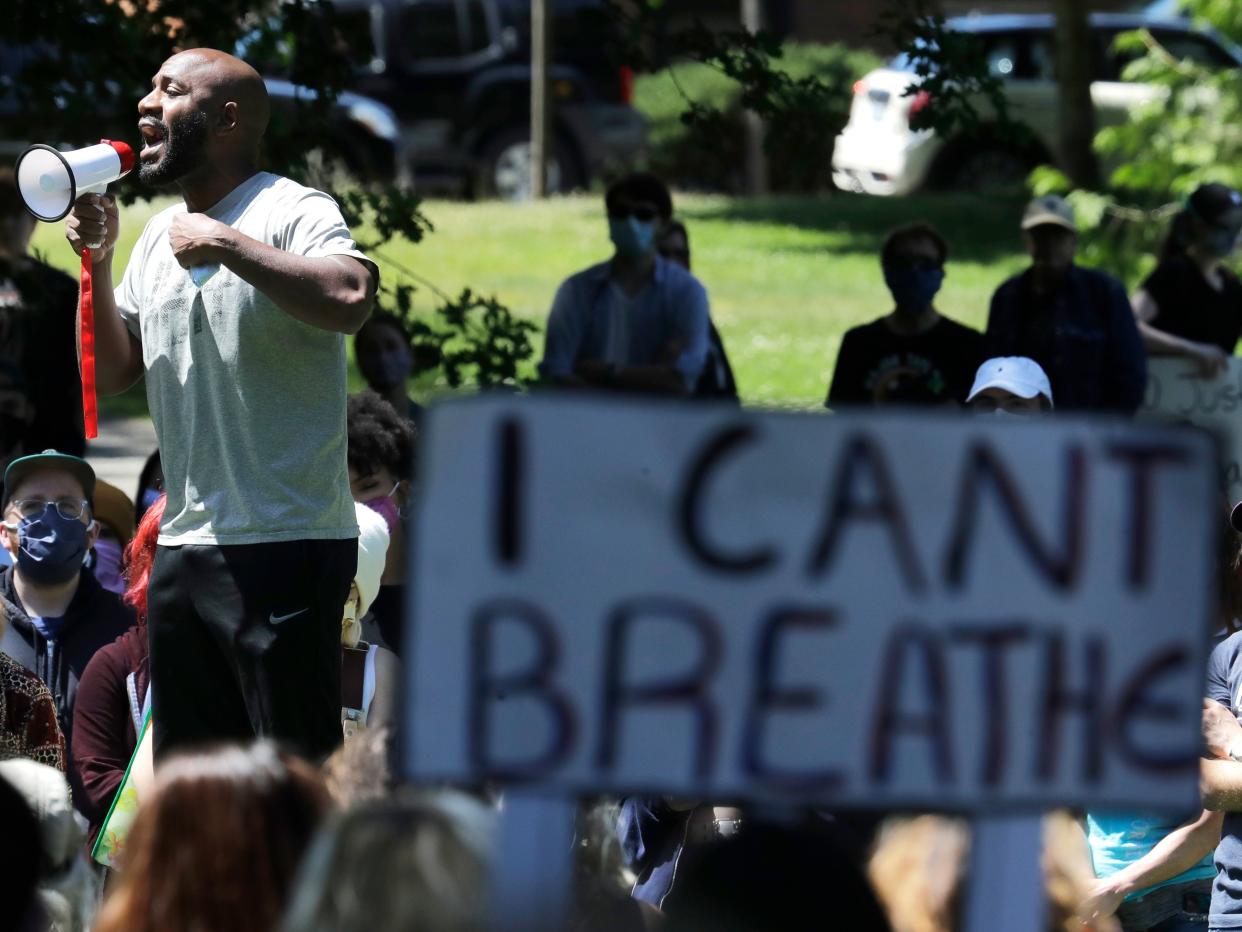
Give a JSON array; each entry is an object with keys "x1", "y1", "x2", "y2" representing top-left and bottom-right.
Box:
[
  {"x1": 827, "y1": 223, "x2": 982, "y2": 408},
  {"x1": 539, "y1": 173, "x2": 711, "y2": 395},
  {"x1": 354, "y1": 312, "x2": 424, "y2": 429},
  {"x1": 0, "y1": 450, "x2": 134, "y2": 821},
  {"x1": 1132, "y1": 183, "x2": 1242, "y2": 379}
]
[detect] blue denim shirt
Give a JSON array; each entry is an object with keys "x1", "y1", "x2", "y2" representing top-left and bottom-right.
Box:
[
  {"x1": 985, "y1": 265, "x2": 1147, "y2": 413},
  {"x1": 539, "y1": 257, "x2": 711, "y2": 390}
]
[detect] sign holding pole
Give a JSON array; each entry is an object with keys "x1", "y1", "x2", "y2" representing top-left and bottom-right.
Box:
[
  {"x1": 406, "y1": 397, "x2": 1218, "y2": 925},
  {"x1": 529, "y1": 0, "x2": 551, "y2": 199}
]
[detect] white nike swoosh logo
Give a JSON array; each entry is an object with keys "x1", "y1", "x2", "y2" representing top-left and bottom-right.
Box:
[{"x1": 269, "y1": 608, "x2": 309, "y2": 624}]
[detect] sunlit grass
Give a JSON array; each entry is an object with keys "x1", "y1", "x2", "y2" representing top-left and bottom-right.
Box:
[{"x1": 31, "y1": 189, "x2": 1033, "y2": 414}]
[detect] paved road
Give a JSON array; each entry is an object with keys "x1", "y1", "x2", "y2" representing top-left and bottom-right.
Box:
[{"x1": 85, "y1": 416, "x2": 158, "y2": 500}]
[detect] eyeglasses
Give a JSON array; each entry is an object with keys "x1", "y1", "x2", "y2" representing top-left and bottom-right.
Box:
[
  {"x1": 609, "y1": 206, "x2": 659, "y2": 223},
  {"x1": 9, "y1": 498, "x2": 91, "y2": 521}
]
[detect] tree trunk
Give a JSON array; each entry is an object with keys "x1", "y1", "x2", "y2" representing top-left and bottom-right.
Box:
[
  {"x1": 530, "y1": 0, "x2": 551, "y2": 199},
  {"x1": 1052, "y1": 0, "x2": 1099, "y2": 189},
  {"x1": 741, "y1": 0, "x2": 769, "y2": 195}
]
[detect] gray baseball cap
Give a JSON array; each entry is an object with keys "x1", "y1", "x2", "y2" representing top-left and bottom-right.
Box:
[{"x1": 1021, "y1": 195, "x2": 1077, "y2": 233}]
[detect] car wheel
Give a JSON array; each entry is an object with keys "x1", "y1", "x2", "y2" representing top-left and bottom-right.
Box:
[
  {"x1": 949, "y1": 147, "x2": 1032, "y2": 191},
  {"x1": 477, "y1": 129, "x2": 582, "y2": 201}
]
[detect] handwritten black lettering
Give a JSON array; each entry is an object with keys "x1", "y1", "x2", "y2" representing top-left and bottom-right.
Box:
[
  {"x1": 1036, "y1": 631, "x2": 1105, "y2": 783},
  {"x1": 740, "y1": 605, "x2": 844, "y2": 792},
  {"x1": 595, "y1": 597, "x2": 723, "y2": 780},
  {"x1": 677, "y1": 424, "x2": 777, "y2": 574},
  {"x1": 468, "y1": 600, "x2": 577, "y2": 779},
  {"x1": 1112, "y1": 645, "x2": 1198, "y2": 774},
  {"x1": 806, "y1": 434, "x2": 926, "y2": 593},
  {"x1": 869, "y1": 623, "x2": 954, "y2": 785},
  {"x1": 494, "y1": 417, "x2": 525, "y2": 567},
  {"x1": 944, "y1": 442, "x2": 1086, "y2": 592},
  {"x1": 951, "y1": 624, "x2": 1032, "y2": 786},
  {"x1": 1106, "y1": 442, "x2": 1190, "y2": 589}
]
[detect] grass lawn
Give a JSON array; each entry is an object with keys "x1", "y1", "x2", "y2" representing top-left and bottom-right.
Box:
[{"x1": 30, "y1": 190, "x2": 1033, "y2": 413}]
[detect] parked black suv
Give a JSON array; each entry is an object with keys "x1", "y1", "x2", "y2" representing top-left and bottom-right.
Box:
[{"x1": 327, "y1": 0, "x2": 647, "y2": 199}]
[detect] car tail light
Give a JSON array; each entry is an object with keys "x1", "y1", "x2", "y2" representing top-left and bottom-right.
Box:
[
  {"x1": 908, "y1": 89, "x2": 932, "y2": 119},
  {"x1": 619, "y1": 65, "x2": 634, "y2": 105},
  {"x1": 853, "y1": 79, "x2": 867, "y2": 96}
]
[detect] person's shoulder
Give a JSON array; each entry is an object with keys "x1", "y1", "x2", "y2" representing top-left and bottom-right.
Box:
[
  {"x1": 991, "y1": 272, "x2": 1027, "y2": 301},
  {"x1": 1148, "y1": 254, "x2": 1194, "y2": 280},
  {"x1": 660, "y1": 260, "x2": 708, "y2": 299},
  {"x1": 72, "y1": 572, "x2": 134, "y2": 632},
  {"x1": 1072, "y1": 264, "x2": 1126, "y2": 294},
  {"x1": 79, "y1": 631, "x2": 132, "y2": 683},
  {"x1": 1219, "y1": 263, "x2": 1242, "y2": 292},
  {"x1": 1211, "y1": 629, "x2": 1242, "y2": 663},
  {"x1": 16, "y1": 257, "x2": 76, "y2": 293},
  {"x1": 933, "y1": 315, "x2": 981, "y2": 338},
  {"x1": 0, "y1": 651, "x2": 49, "y2": 698},
  {"x1": 559, "y1": 261, "x2": 610, "y2": 292},
  {"x1": 841, "y1": 317, "x2": 889, "y2": 342},
  {"x1": 258, "y1": 173, "x2": 340, "y2": 208}
]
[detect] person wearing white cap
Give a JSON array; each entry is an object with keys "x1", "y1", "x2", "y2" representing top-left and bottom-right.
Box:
[
  {"x1": 984, "y1": 195, "x2": 1146, "y2": 413},
  {"x1": 341, "y1": 503, "x2": 399, "y2": 734},
  {"x1": 966, "y1": 356, "x2": 1054, "y2": 416}
]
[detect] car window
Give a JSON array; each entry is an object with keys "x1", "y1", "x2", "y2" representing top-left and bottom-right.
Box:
[
  {"x1": 334, "y1": 9, "x2": 377, "y2": 69},
  {"x1": 462, "y1": 0, "x2": 493, "y2": 54},
  {"x1": 1096, "y1": 26, "x2": 1237, "y2": 81},
  {"x1": 402, "y1": 0, "x2": 464, "y2": 60},
  {"x1": 1028, "y1": 33, "x2": 1056, "y2": 81},
  {"x1": 1149, "y1": 29, "x2": 1237, "y2": 68}
]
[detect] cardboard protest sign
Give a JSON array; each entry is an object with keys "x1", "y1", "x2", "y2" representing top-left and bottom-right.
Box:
[
  {"x1": 1142, "y1": 356, "x2": 1242, "y2": 502},
  {"x1": 405, "y1": 397, "x2": 1217, "y2": 812}
]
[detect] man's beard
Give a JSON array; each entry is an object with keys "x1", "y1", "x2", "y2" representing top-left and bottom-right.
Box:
[{"x1": 138, "y1": 109, "x2": 210, "y2": 187}]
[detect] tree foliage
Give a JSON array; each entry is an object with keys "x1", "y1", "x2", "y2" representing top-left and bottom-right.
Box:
[
  {"x1": 607, "y1": 1, "x2": 875, "y2": 190},
  {"x1": 871, "y1": 0, "x2": 1025, "y2": 142},
  {"x1": 3, "y1": 0, "x2": 529, "y2": 391},
  {"x1": 1030, "y1": 0, "x2": 1242, "y2": 285}
]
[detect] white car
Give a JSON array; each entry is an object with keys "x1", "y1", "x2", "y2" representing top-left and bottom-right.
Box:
[{"x1": 832, "y1": 13, "x2": 1242, "y2": 196}]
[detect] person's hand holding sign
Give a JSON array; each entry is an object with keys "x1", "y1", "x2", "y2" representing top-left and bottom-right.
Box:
[
  {"x1": 1203, "y1": 697, "x2": 1242, "y2": 760},
  {"x1": 1189, "y1": 342, "x2": 1230, "y2": 380}
]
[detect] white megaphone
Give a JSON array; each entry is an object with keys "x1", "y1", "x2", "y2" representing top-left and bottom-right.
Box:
[{"x1": 15, "y1": 140, "x2": 135, "y2": 223}]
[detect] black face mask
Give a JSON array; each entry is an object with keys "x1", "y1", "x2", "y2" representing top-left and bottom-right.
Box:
[{"x1": 10, "y1": 506, "x2": 90, "y2": 586}]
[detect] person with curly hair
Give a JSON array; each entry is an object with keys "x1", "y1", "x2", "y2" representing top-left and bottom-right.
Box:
[{"x1": 347, "y1": 391, "x2": 416, "y2": 656}]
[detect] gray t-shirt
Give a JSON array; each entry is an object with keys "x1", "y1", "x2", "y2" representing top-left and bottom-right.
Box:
[
  {"x1": 1206, "y1": 631, "x2": 1242, "y2": 925},
  {"x1": 117, "y1": 172, "x2": 370, "y2": 545}
]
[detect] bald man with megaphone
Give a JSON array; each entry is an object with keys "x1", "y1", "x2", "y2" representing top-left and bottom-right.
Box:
[{"x1": 64, "y1": 49, "x2": 377, "y2": 764}]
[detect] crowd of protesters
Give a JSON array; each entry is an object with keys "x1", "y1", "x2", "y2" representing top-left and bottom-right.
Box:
[{"x1": 1, "y1": 42, "x2": 1242, "y2": 932}]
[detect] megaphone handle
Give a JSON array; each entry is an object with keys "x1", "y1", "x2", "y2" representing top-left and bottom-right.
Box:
[{"x1": 79, "y1": 249, "x2": 99, "y2": 441}]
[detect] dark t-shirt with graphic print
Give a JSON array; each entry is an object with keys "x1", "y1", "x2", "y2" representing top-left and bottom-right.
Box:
[
  {"x1": 0, "y1": 255, "x2": 83, "y2": 461},
  {"x1": 826, "y1": 315, "x2": 983, "y2": 408}
]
